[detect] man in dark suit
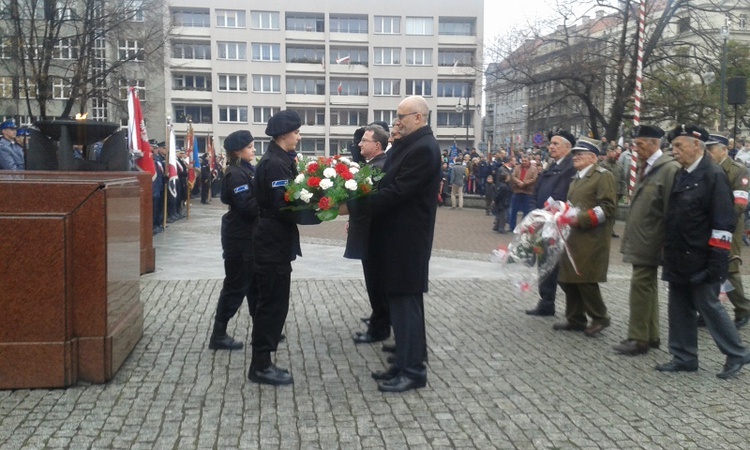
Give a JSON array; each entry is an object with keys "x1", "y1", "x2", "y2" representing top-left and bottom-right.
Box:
[
  {"x1": 341, "y1": 96, "x2": 441, "y2": 393},
  {"x1": 526, "y1": 129, "x2": 576, "y2": 316}
]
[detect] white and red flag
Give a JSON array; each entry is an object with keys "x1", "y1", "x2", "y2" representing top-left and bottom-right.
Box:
[
  {"x1": 167, "y1": 125, "x2": 178, "y2": 198},
  {"x1": 127, "y1": 86, "x2": 156, "y2": 179}
]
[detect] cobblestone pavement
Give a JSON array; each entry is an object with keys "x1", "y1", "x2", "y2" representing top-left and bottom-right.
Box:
[{"x1": 2, "y1": 201, "x2": 750, "y2": 449}]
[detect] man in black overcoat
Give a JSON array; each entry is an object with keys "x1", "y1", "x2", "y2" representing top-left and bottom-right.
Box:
[{"x1": 341, "y1": 96, "x2": 441, "y2": 393}]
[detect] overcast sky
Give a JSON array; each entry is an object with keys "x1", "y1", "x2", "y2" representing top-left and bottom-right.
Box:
[{"x1": 484, "y1": 0, "x2": 549, "y2": 45}]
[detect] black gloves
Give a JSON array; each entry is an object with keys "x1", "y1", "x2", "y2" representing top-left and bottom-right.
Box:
[{"x1": 691, "y1": 248, "x2": 730, "y2": 284}]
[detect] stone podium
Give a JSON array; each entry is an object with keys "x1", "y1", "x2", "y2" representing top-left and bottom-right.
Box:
[{"x1": 0, "y1": 172, "x2": 144, "y2": 389}]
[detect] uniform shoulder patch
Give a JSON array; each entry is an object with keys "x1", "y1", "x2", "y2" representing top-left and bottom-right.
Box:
[
  {"x1": 742, "y1": 177, "x2": 749, "y2": 187},
  {"x1": 271, "y1": 179, "x2": 288, "y2": 188},
  {"x1": 595, "y1": 165, "x2": 608, "y2": 173},
  {"x1": 233, "y1": 184, "x2": 249, "y2": 194}
]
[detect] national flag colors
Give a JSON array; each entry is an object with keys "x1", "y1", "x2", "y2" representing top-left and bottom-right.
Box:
[{"x1": 127, "y1": 87, "x2": 156, "y2": 179}]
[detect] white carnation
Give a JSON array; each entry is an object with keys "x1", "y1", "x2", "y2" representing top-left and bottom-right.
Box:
[
  {"x1": 365, "y1": 177, "x2": 372, "y2": 185},
  {"x1": 319, "y1": 178, "x2": 334, "y2": 190},
  {"x1": 300, "y1": 189, "x2": 313, "y2": 203},
  {"x1": 294, "y1": 174, "x2": 305, "y2": 183},
  {"x1": 339, "y1": 157, "x2": 351, "y2": 165},
  {"x1": 323, "y1": 168, "x2": 337, "y2": 178},
  {"x1": 349, "y1": 167, "x2": 359, "y2": 175},
  {"x1": 349, "y1": 162, "x2": 360, "y2": 169},
  {"x1": 345, "y1": 179, "x2": 358, "y2": 191}
]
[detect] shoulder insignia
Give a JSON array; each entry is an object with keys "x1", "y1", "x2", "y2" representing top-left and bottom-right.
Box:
[
  {"x1": 742, "y1": 177, "x2": 749, "y2": 187},
  {"x1": 595, "y1": 165, "x2": 608, "y2": 173},
  {"x1": 233, "y1": 184, "x2": 249, "y2": 194},
  {"x1": 271, "y1": 179, "x2": 288, "y2": 188}
]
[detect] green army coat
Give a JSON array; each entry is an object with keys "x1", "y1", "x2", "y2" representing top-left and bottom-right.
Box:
[
  {"x1": 558, "y1": 164, "x2": 617, "y2": 283},
  {"x1": 620, "y1": 153, "x2": 682, "y2": 266},
  {"x1": 720, "y1": 157, "x2": 750, "y2": 271}
]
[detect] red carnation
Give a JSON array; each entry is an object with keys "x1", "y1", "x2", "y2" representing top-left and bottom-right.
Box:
[
  {"x1": 307, "y1": 177, "x2": 321, "y2": 188},
  {"x1": 341, "y1": 171, "x2": 353, "y2": 180},
  {"x1": 318, "y1": 196, "x2": 332, "y2": 210},
  {"x1": 307, "y1": 163, "x2": 319, "y2": 174},
  {"x1": 361, "y1": 184, "x2": 371, "y2": 194},
  {"x1": 335, "y1": 163, "x2": 349, "y2": 175},
  {"x1": 284, "y1": 192, "x2": 291, "y2": 202}
]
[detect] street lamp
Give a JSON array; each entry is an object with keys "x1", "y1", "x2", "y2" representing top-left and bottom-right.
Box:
[
  {"x1": 720, "y1": 23, "x2": 730, "y2": 131},
  {"x1": 455, "y1": 94, "x2": 479, "y2": 151}
]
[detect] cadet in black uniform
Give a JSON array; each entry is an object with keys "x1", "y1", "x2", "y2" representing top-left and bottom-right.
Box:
[
  {"x1": 249, "y1": 110, "x2": 318, "y2": 385},
  {"x1": 208, "y1": 130, "x2": 259, "y2": 350}
]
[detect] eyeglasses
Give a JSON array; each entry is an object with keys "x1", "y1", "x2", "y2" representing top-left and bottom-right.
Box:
[{"x1": 397, "y1": 112, "x2": 419, "y2": 121}]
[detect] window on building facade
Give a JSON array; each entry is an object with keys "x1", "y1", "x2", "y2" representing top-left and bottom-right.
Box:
[
  {"x1": 299, "y1": 138, "x2": 326, "y2": 155},
  {"x1": 253, "y1": 107, "x2": 279, "y2": 124},
  {"x1": 0, "y1": 38, "x2": 12, "y2": 59},
  {"x1": 129, "y1": 1, "x2": 145, "y2": 22},
  {"x1": 218, "y1": 42, "x2": 247, "y2": 60},
  {"x1": 374, "y1": 79, "x2": 400, "y2": 96},
  {"x1": 678, "y1": 17, "x2": 690, "y2": 33},
  {"x1": 251, "y1": 11, "x2": 280, "y2": 29},
  {"x1": 330, "y1": 15, "x2": 368, "y2": 33},
  {"x1": 54, "y1": 1, "x2": 75, "y2": 21},
  {"x1": 0, "y1": 77, "x2": 13, "y2": 98},
  {"x1": 53, "y1": 38, "x2": 79, "y2": 60},
  {"x1": 252, "y1": 75, "x2": 281, "y2": 93},
  {"x1": 374, "y1": 47, "x2": 400, "y2": 65},
  {"x1": 739, "y1": 14, "x2": 748, "y2": 29},
  {"x1": 252, "y1": 43, "x2": 280, "y2": 62},
  {"x1": 119, "y1": 80, "x2": 146, "y2": 100},
  {"x1": 329, "y1": 48, "x2": 368, "y2": 66},
  {"x1": 438, "y1": 49, "x2": 473, "y2": 66},
  {"x1": 216, "y1": 10, "x2": 246, "y2": 28},
  {"x1": 374, "y1": 110, "x2": 398, "y2": 125},
  {"x1": 330, "y1": 109, "x2": 367, "y2": 126},
  {"x1": 405, "y1": 48, "x2": 432, "y2": 66},
  {"x1": 286, "y1": 77, "x2": 325, "y2": 95},
  {"x1": 174, "y1": 105, "x2": 212, "y2": 123},
  {"x1": 172, "y1": 73, "x2": 211, "y2": 91},
  {"x1": 254, "y1": 140, "x2": 270, "y2": 155},
  {"x1": 437, "y1": 111, "x2": 469, "y2": 127},
  {"x1": 437, "y1": 81, "x2": 471, "y2": 97},
  {"x1": 291, "y1": 108, "x2": 326, "y2": 126},
  {"x1": 91, "y1": 97, "x2": 107, "y2": 121},
  {"x1": 330, "y1": 79, "x2": 368, "y2": 96},
  {"x1": 406, "y1": 79, "x2": 432, "y2": 96},
  {"x1": 172, "y1": 9, "x2": 210, "y2": 27},
  {"x1": 118, "y1": 40, "x2": 143, "y2": 61},
  {"x1": 286, "y1": 46, "x2": 325, "y2": 64},
  {"x1": 405, "y1": 17, "x2": 433, "y2": 35},
  {"x1": 438, "y1": 18, "x2": 475, "y2": 36},
  {"x1": 218, "y1": 74, "x2": 247, "y2": 92},
  {"x1": 219, "y1": 106, "x2": 248, "y2": 123},
  {"x1": 171, "y1": 41, "x2": 211, "y2": 60},
  {"x1": 20, "y1": 79, "x2": 38, "y2": 97},
  {"x1": 374, "y1": 16, "x2": 400, "y2": 34},
  {"x1": 286, "y1": 13, "x2": 325, "y2": 32}
]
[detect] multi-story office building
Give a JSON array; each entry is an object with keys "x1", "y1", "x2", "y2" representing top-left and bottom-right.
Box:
[{"x1": 167, "y1": 0, "x2": 484, "y2": 155}]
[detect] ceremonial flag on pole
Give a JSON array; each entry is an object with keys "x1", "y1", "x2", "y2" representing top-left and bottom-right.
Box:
[
  {"x1": 207, "y1": 134, "x2": 216, "y2": 171},
  {"x1": 337, "y1": 82, "x2": 343, "y2": 95},
  {"x1": 186, "y1": 123, "x2": 197, "y2": 190},
  {"x1": 629, "y1": 0, "x2": 647, "y2": 201},
  {"x1": 192, "y1": 133, "x2": 200, "y2": 176},
  {"x1": 127, "y1": 87, "x2": 156, "y2": 179},
  {"x1": 335, "y1": 55, "x2": 350, "y2": 64},
  {"x1": 168, "y1": 126, "x2": 178, "y2": 198}
]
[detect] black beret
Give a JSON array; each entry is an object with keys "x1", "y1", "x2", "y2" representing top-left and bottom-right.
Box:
[
  {"x1": 370, "y1": 121, "x2": 390, "y2": 133},
  {"x1": 224, "y1": 130, "x2": 254, "y2": 152},
  {"x1": 547, "y1": 129, "x2": 576, "y2": 146},
  {"x1": 707, "y1": 133, "x2": 729, "y2": 146},
  {"x1": 571, "y1": 136, "x2": 601, "y2": 156},
  {"x1": 667, "y1": 124, "x2": 709, "y2": 143},
  {"x1": 156, "y1": 141, "x2": 166, "y2": 147},
  {"x1": 265, "y1": 110, "x2": 301, "y2": 138},
  {"x1": 632, "y1": 125, "x2": 664, "y2": 139},
  {"x1": 353, "y1": 127, "x2": 365, "y2": 142}
]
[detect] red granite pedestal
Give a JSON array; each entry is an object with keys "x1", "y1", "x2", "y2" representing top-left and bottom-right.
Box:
[{"x1": 0, "y1": 172, "x2": 144, "y2": 389}]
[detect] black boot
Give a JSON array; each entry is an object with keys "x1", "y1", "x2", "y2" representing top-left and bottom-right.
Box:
[
  {"x1": 208, "y1": 320, "x2": 243, "y2": 350},
  {"x1": 248, "y1": 351, "x2": 293, "y2": 385}
]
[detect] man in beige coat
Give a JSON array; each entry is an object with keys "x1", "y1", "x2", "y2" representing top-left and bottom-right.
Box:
[
  {"x1": 553, "y1": 137, "x2": 617, "y2": 337},
  {"x1": 614, "y1": 125, "x2": 681, "y2": 355}
]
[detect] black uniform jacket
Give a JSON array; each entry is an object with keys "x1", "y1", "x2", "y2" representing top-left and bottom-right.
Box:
[
  {"x1": 533, "y1": 155, "x2": 576, "y2": 209},
  {"x1": 344, "y1": 152, "x2": 387, "y2": 260},
  {"x1": 348, "y1": 126, "x2": 441, "y2": 295},
  {"x1": 220, "y1": 161, "x2": 258, "y2": 248},
  {"x1": 662, "y1": 154, "x2": 735, "y2": 283}
]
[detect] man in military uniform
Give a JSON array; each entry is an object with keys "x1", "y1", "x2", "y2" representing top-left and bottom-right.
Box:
[
  {"x1": 615, "y1": 125, "x2": 681, "y2": 355},
  {"x1": 0, "y1": 120, "x2": 25, "y2": 170},
  {"x1": 553, "y1": 137, "x2": 617, "y2": 337},
  {"x1": 656, "y1": 125, "x2": 750, "y2": 379},
  {"x1": 707, "y1": 133, "x2": 750, "y2": 328}
]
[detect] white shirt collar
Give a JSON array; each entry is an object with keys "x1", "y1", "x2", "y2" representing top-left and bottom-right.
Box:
[
  {"x1": 685, "y1": 156, "x2": 702, "y2": 173},
  {"x1": 577, "y1": 163, "x2": 594, "y2": 178}
]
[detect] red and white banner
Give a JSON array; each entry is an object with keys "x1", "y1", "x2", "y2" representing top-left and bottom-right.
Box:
[
  {"x1": 167, "y1": 126, "x2": 178, "y2": 198},
  {"x1": 127, "y1": 87, "x2": 156, "y2": 179}
]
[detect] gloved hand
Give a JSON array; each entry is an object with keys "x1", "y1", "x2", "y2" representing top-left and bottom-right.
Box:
[{"x1": 692, "y1": 248, "x2": 730, "y2": 284}]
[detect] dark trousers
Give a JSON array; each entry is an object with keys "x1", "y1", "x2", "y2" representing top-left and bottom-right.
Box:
[
  {"x1": 251, "y1": 263, "x2": 291, "y2": 362},
  {"x1": 667, "y1": 282, "x2": 749, "y2": 365},
  {"x1": 215, "y1": 246, "x2": 257, "y2": 324},
  {"x1": 153, "y1": 195, "x2": 163, "y2": 227},
  {"x1": 535, "y1": 262, "x2": 560, "y2": 313},
  {"x1": 389, "y1": 293, "x2": 427, "y2": 381},
  {"x1": 363, "y1": 259, "x2": 390, "y2": 338},
  {"x1": 201, "y1": 182, "x2": 211, "y2": 204},
  {"x1": 509, "y1": 193, "x2": 532, "y2": 231}
]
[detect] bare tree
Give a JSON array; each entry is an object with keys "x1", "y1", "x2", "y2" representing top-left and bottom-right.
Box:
[{"x1": 0, "y1": 0, "x2": 168, "y2": 121}]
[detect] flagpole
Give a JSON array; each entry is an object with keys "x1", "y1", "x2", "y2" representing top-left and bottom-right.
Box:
[
  {"x1": 207, "y1": 133, "x2": 213, "y2": 199},
  {"x1": 163, "y1": 116, "x2": 171, "y2": 230},
  {"x1": 186, "y1": 120, "x2": 192, "y2": 221},
  {"x1": 629, "y1": 0, "x2": 647, "y2": 203}
]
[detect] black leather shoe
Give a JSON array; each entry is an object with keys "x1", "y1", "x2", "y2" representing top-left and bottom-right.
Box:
[
  {"x1": 387, "y1": 355, "x2": 395, "y2": 364},
  {"x1": 377, "y1": 375, "x2": 426, "y2": 393},
  {"x1": 735, "y1": 316, "x2": 750, "y2": 329},
  {"x1": 208, "y1": 334, "x2": 243, "y2": 350},
  {"x1": 353, "y1": 331, "x2": 388, "y2": 344},
  {"x1": 371, "y1": 365, "x2": 399, "y2": 381},
  {"x1": 716, "y1": 355, "x2": 750, "y2": 379},
  {"x1": 248, "y1": 365, "x2": 293, "y2": 385},
  {"x1": 526, "y1": 307, "x2": 555, "y2": 316},
  {"x1": 381, "y1": 343, "x2": 396, "y2": 353},
  {"x1": 655, "y1": 360, "x2": 699, "y2": 373},
  {"x1": 360, "y1": 317, "x2": 370, "y2": 325},
  {"x1": 552, "y1": 322, "x2": 586, "y2": 331},
  {"x1": 649, "y1": 339, "x2": 661, "y2": 349}
]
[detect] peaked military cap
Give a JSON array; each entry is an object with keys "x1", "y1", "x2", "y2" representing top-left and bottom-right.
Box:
[
  {"x1": 706, "y1": 133, "x2": 729, "y2": 147},
  {"x1": 570, "y1": 136, "x2": 601, "y2": 155}
]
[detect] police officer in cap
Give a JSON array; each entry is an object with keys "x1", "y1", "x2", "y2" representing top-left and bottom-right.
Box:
[
  {"x1": 656, "y1": 125, "x2": 750, "y2": 378},
  {"x1": 249, "y1": 110, "x2": 318, "y2": 385},
  {"x1": 208, "y1": 130, "x2": 260, "y2": 351},
  {"x1": 0, "y1": 120, "x2": 25, "y2": 170}
]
